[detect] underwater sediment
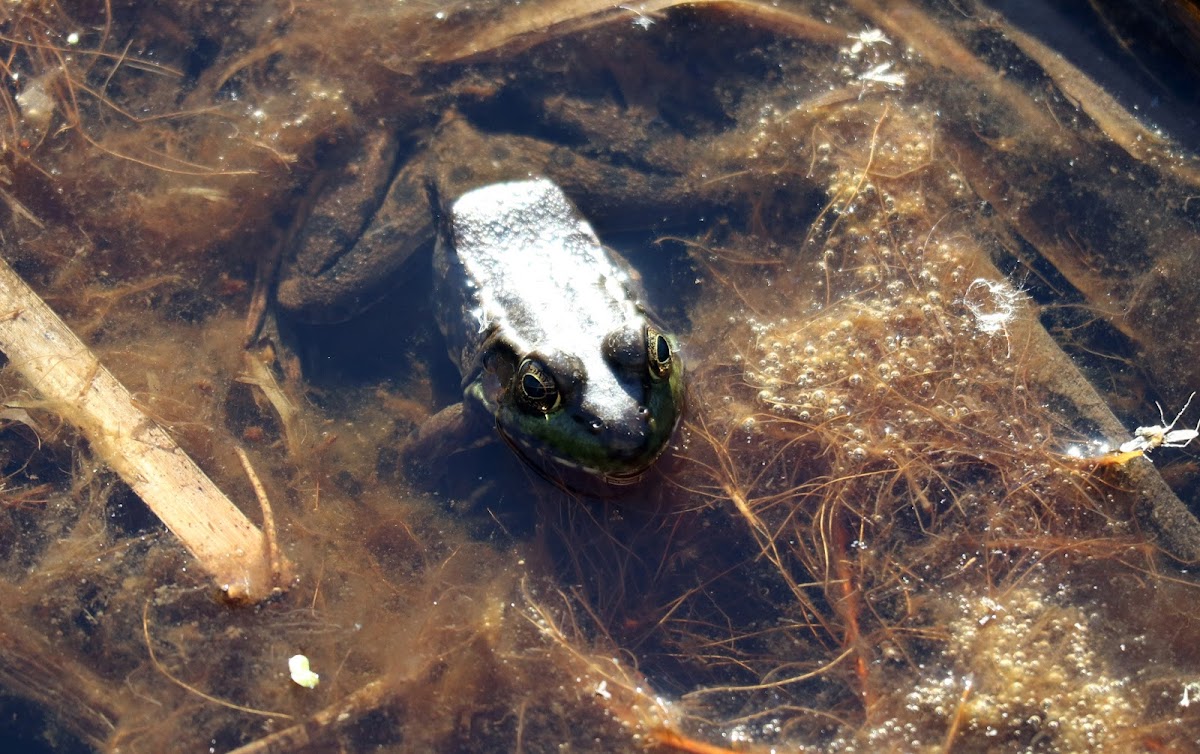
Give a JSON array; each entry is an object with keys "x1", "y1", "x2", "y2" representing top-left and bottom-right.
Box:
[{"x1": 0, "y1": 1, "x2": 1198, "y2": 752}]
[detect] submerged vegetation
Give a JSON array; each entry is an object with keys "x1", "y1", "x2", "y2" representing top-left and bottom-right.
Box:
[{"x1": 0, "y1": 1, "x2": 1199, "y2": 752}]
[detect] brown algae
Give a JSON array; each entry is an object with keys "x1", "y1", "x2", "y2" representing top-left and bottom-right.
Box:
[{"x1": 0, "y1": 1, "x2": 1197, "y2": 753}]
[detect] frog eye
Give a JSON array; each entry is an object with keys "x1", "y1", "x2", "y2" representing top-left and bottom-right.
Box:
[
  {"x1": 646, "y1": 326, "x2": 673, "y2": 381},
  {"x1": 515, "y1": 358, "x2": 561, "y2": 413}
]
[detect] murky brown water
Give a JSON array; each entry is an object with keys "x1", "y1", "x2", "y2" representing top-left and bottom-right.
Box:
[{"x1": 1, "y1": 1, "x2": 1199, "y2": 752}]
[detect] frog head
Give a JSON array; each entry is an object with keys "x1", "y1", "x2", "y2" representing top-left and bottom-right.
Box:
[{"x1": 480, "y1": 322, "x2": 684, "y2": 484}]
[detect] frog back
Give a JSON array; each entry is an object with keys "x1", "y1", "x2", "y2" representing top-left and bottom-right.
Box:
[{"x1": 433, "y1": 178, "x2": 644, "y2": 382}]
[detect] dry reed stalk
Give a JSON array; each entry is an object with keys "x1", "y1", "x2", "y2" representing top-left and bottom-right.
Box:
[
  {"x1": 430, "y1": 0, "x2": 842, "y2": 63},
  {"x1": 0, "y1": 252, "x2": 288, "y2": 601},
  {"x1": 972, "y1": 254, "x2": 1200, "y2": 562}
]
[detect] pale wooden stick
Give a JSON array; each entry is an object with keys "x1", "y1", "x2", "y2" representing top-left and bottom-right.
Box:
[{"x1": 0, "y1": 254, "x2": 284, "y2": 601}]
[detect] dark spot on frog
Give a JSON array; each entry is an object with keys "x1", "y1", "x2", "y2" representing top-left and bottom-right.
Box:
[
  {"x1": 294, "y1": 216, "x2": 362, "y2": 273},
  {"x1": 489, "y1": 143, "x2": 512, "y2": 162},
  {"x1": 589, "y1": 168, "x2": 630, "y2": 198},
  {"x1": 288, "y1": 213, "x2": 357, "y2": 278},
  {"x1": 549, "y1": 147, "x2": 576, "y2": 170},
  {"x1": 449, "y1": 164, "x2": 475, "y2": 186},
  {"x1": 358, "y1": 221, "x2": 408, "y2": 254}
]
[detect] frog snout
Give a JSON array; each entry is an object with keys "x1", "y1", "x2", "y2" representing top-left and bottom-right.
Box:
[{"x1": 581, "y1": 407, "x2": 658, "y2": 453}]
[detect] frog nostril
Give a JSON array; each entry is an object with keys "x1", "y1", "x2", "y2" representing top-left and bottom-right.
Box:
[{"x1": 637, "y1": 406, "x2": 650, "y2": 419}]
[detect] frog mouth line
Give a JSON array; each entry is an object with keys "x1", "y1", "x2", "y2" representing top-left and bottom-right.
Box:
[{"x1": 495, "y1": 424, "x2": 649, "y2": 487}]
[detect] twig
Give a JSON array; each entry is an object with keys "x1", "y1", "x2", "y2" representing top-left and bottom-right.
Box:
[
  {"x1": 0, "y1": 251, "x2": 285, "y2": 600},
  {"x1": 234, "y1": 446, "x2": 289, "y2": 589},
  {"x1": 236, "y1": 350, "x2": 307, "y2": 457}
]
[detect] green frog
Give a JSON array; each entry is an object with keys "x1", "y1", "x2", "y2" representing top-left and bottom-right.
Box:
[
  {"x1": 276, "y1": 115, "x2": 692, "y2": 487},
  {"x1": 428, "y1": 177, "x2": 684, "y2": 485}
]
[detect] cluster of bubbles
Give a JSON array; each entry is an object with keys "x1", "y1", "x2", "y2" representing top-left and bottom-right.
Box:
[
  {"x1": 742, "y1": 247, "x2": 1026, "y2": 474},
  {"x1": 866, "y1": 586, "x2": 1136, "y2": 752},
  {"x1": 727, "y1": 101, "x2": 1037, "y2": 475}
]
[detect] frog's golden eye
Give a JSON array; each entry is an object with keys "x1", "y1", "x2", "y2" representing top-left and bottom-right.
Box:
[
  {"x1": 515, "y1": 358, "x2": 561, "y2": 413},
  {"x1": 646, "y1": 326, "x2": 673, "y2": 381}
]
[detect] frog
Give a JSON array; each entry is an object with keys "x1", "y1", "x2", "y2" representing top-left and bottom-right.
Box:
[
  {"x1": 424, "y1": 177, "x2": 684, "y2": 486},
  {"x1": 275, "y1": 113, "x2": 695, "y2": 488}
]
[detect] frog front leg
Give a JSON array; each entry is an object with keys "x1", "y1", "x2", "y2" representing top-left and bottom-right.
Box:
[{"x1": 399, "y1": 395, "x2": 495, "y2": 489}]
